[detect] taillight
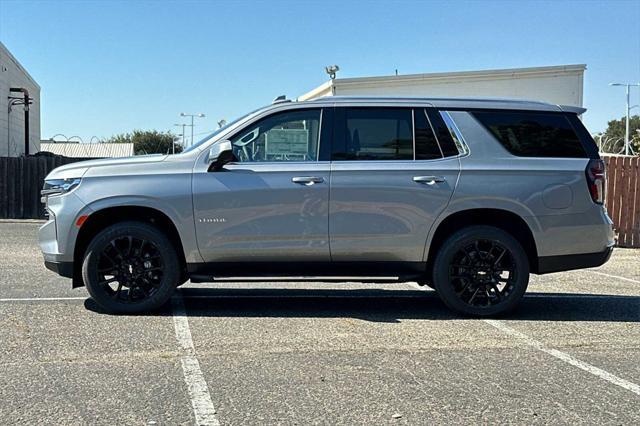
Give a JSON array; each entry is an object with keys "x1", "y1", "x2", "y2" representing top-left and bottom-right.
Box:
[{"x1": 585, "y1": 159, "x2": 606, "y2": 204}]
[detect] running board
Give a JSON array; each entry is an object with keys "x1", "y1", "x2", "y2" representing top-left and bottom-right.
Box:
[
  {"x1": 189, "y1": 275, "x2": 406, "y2": 284},
  {"x1": 186, "y1": 261, "x2": 426, "y2": 284}
]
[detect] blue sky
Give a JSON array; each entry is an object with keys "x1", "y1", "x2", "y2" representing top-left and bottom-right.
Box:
[{"x1": 1, "y1": 0, "x2": 639, "y2": 141}]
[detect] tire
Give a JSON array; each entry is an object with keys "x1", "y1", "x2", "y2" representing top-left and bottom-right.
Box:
[
  {"x1": 82, "y1": 221, "x2": 180, "y2": 314},
  {"x1": 432, "y1": 225, "x2": 529, "y2": 317}
]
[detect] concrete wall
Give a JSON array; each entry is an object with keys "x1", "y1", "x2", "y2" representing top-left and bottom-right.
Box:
[
  {"x1": 0, "y1": 42, "x2": 41, "y2": 157},
  {"x1": 300, "y1": 65, "x2": 585, "y2": 108}
]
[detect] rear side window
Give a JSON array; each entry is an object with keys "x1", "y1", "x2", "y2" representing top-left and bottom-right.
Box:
[
  {"x1": 334, "y1": 108, "x2": 413, "y2": 161},
  {"x1": 414, "y1": 109, "x2": 443, "y2": 160},
  {"x1": 426, "y1": 108, "x2": 460, "y2": 157},
  {"x1": 471, "y1": 111, "x2": 587, "y2": 158}
]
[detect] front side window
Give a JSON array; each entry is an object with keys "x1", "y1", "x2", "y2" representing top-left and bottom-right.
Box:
[
  {"x1": 471, "y1": 111, "x2": 587, "y2": 158},
  {"x1": 229, "y1": 109, "x2": 321, "y2": 162},
  {"x1": 334, "y1": 108, "x2": 413, "y2": 161}
]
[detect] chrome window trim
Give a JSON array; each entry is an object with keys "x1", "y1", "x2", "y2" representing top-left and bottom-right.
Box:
[
  {"x1": 440, "y1": 111, "x2": 470, "y2": 156},
  {"x1": 329, "y1": 159, "x2": 428, "y2": 167},
  {"x1": 316, "y1": 108, "x2": 323, "y2": 161},
  {"x1": 411, "y1": 109, "x2": 416, "y2": 161},
  {"x1": 194, "y1": 101, "x2": 476, "y2": 171},
  {"x1": 221, "y1": 161, "x2": 324, "y2": 169}
]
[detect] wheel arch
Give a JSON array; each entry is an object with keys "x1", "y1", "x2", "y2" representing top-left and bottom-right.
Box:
[
  {"x1": 425, "y1": 208, "x2": 540, "y2": 279},
  {"x1": 72, "y1": 205, "x2": 188, "y2": 287}
]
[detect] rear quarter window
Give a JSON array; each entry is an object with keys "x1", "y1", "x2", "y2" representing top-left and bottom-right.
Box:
[{"x1": 471, "y1": 111, "x2": 588, "y2": 158}]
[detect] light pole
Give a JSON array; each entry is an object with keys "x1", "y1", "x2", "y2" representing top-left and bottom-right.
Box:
[
  {"x1": 174, "y1": 123, "x2": 187, "y2": 153},
  {"x1": 180, "y1": 113, "x2": 205, "y2": 147},
  {"x1": 609, "y1": 82, "x2": 640, "y2": 155}
]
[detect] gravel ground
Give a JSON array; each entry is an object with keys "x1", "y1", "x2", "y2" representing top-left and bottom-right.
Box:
[{"x1": 0, "y1": 222, "x2": 638, "y2": 424}]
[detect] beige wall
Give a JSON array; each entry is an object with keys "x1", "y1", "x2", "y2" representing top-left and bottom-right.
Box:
[
  {"x1": 0, "y1": 42, "x2": 41, "y2": 157},
  {"x1": 300, "y1": 65, "x2": 585, "y2": 108}
]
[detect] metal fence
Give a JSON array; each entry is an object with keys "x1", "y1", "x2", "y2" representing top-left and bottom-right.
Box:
[
  {"x1": 604, "y1": 155, "x2": 640, "y2": 248},
  {"x1": 593, "y1": 134, "x2": 639, "y2": 156},
  {"x1": 0, "y1": 156, "x2": 83, "y2": 219}
]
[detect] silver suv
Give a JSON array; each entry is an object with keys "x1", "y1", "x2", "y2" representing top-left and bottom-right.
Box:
[{"x1": 39, "y1": 97, "x2": 615, "y2": 316}]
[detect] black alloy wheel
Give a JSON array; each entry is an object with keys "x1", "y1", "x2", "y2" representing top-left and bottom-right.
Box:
[
  {"x1": 82, "y1": 221, "x2": 180, "y2": 314},
  {"x1": 449, "y1": 239, "x2": 516, "y2": 307},
  {"x1": 433, "y1": 226, "x2": 529, "y2": 316},
  {"x1": 96, "y1": 236, "x2": 164, "y2": 303}
]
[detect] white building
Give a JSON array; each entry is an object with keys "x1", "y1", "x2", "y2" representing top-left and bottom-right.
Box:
[
  {"x1": 300, "y1": 64, "x2": 585, "y2": 108},
  {"x1": 0, "y1": 41, "x2": 41, "y2": 157}
]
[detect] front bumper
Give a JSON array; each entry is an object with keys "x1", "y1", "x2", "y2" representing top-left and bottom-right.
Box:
[
  {"x1": 38, "y1": 192, "x2": 88, "y2": 264},
  {"x1": 44, "y1": 260, "x2": 74, "y2": 278}
]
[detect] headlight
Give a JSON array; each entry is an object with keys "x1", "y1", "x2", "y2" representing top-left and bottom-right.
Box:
[{"x1": 41, "y1": 178, "x2": 82, "y2": 201}]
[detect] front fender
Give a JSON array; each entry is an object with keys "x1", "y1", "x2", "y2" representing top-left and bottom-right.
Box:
[{"x1": 76, "y1": 194, "x2": 202, "y2": 264}]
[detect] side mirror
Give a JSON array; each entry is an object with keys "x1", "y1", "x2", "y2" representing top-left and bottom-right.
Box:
[{"x1": 208, "y1": 140, "x2": 235, "y2": 171}]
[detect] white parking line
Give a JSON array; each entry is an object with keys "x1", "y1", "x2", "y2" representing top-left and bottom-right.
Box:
[
  {"x1": 485, "y1": 319, "x2": 640, "y2": 397},
  {"x1": 0, "y1": 296, "x2": 86, "y2": 302},
  {"x1": 587, "y1": 270, "x2": 640, "y2": 285},
  {"x1": 172, "y1": 295, "x2": 220, "y2": 426},
  {"x1": 406, "y1": 282, "x2": 635, "y2": 299}
]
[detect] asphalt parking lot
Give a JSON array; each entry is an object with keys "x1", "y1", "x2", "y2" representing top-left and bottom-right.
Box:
[{"x1": 1, "y1": 221, "x2": 639, "y2": 424}]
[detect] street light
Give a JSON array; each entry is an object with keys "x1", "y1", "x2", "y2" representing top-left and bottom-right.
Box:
[
  {"x1": 173, "y1": 123, "x2": 187, "y2": 154},
  {"x1": 179, "y1": 112, "x2": 206, "y2": 147},
  {"x1": 609, "y1": 82, "x2": 640, "y2": 155}
]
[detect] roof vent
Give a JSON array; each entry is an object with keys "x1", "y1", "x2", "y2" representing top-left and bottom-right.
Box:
[{"x1": 272, "y1": 95, "x2": 291, "y2": 104}]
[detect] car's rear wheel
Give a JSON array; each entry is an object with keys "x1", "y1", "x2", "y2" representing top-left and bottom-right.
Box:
[
  {"x1": 432, "y1": 226, "x2": 529, "y2": 316},
  {"x1": 82, "y1": 221, "x2": 179, "y2": 314}
]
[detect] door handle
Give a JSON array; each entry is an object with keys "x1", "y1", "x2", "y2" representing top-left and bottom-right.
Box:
[
  {"x1": 292, "y1": 176, "x2": 324, "y2": 186},
  {"x1": 413, "y1": 176, "x2": 446, "y2": 185}
]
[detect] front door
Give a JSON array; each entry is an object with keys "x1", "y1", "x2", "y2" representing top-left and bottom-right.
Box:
[
  {"x1": 193, "y1": 108, "x2": 332, "y2": 264},
  {"x1": 329, "y1": 107, "x2": 460, "y2": 263}
]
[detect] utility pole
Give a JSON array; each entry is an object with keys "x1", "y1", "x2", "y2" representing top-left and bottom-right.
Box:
[
  {"x1": 609, "y1": 82, "x2": 640, "y2": 155},
  {"x1": 180, "y1": 113, "x2": 205, "y2": 147}
]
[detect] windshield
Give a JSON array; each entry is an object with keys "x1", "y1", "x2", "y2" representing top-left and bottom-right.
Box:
[{"x1": 182, "y1": 107, "x2": 265, "y2": 153}]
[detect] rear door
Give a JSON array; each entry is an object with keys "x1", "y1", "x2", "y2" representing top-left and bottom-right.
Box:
[{"x1": 329, "y1": 106, "x2": 461, "y2": 264}]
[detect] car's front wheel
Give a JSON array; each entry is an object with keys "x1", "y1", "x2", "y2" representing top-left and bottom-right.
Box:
[
  {"x1": 432, "y1": 226, "x2": 529, "y2": 316},
  {"x1": 82, "y1": 221, "x2": 180, "y2": 314}
]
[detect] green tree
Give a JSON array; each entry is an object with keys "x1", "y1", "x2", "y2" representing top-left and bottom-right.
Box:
[
  {"x1": 599, "y1": 115, "x2": 640, "y2": 155},
  {"x1": 106, "y1": 130, "x2": 182, "y2": 155}
]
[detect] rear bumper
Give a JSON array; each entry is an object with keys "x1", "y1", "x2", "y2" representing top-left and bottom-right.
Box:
[
  {"x1": 44, "y1": 260, "x2": 74, "y2": 278},
  {"x1": 536, "y1": 245, "x2": 614, "y2": 274}
]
